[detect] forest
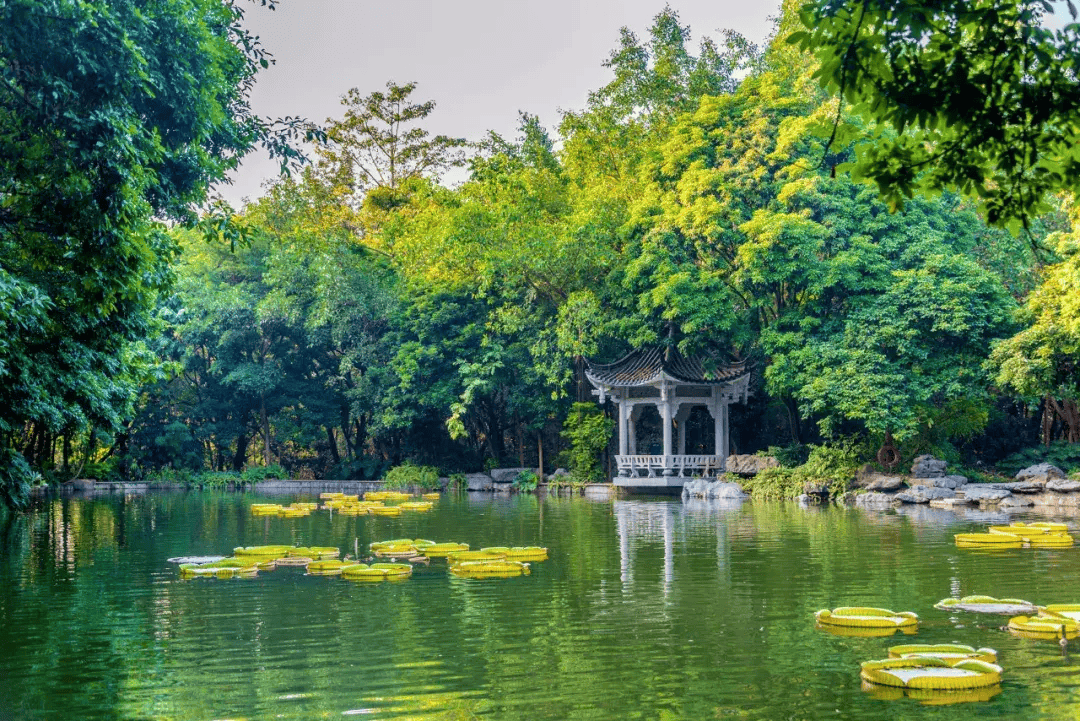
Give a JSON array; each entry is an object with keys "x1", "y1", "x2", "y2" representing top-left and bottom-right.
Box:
[{"x1": 3, "y1": 0, "x2": 1080, "y2": 508}]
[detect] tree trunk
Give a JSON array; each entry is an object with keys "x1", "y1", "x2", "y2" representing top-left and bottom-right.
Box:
[
  {"x1": 232, "y1": 434, "x2": 249, "y2": 472},
  {"x1": 327, "y1": 426, "x2": 340, "y2": 465},
  {"x1": 537, "y1": 431, "x2": 544, "y2": 480},
  {"x1": 260, "y1": 396, "x2": 271, "y2": 466}
]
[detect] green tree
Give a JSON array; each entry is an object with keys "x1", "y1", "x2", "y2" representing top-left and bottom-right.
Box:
[
  {"x1": 0, "y1": 0, "x2": 300, "y2": 507},
  {"x1": 791, "y1": 0, "x2": 1080, "y2": 231}
]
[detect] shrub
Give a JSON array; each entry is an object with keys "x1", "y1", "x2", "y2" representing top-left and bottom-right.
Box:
[
  {"x1": 240, "y1": 464, "x2": 287, "y2": 483},
  {"x1": 741, "y1": 440, "x2": 866, "y2": 501},
  {"x1": 512, "y1": 470, "x2": 538, "y2": 492},
  {"x1": 383, "y1": 462, "x2": 441, "y2": 491},
  {"x1": 560, "y1": 402, "x2": 614, "y2": 484},
  {"x1": 996, "y1": 441, "x2": 1080, "y2": 477},
  {"x1": 447, "y1": 472, "x2": 467, "y2": 492}
]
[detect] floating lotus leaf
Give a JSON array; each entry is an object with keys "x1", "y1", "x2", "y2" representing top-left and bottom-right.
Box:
[
  {"x1": 934, "y1": 595, "x2": 1037, "y2": 615},
  {"x1": 1008, "y1": 614, "x2": 1079, "y2": 640},
  {"x1": 988, "y1": 524, "x2": 1054, "y2": 537},
  {"x1": 235, "y1": 545, "x2": 293, "y2": 557},
  {"x1": 274, "y1": 556, "x2": 312, "y2": 567},
  {"x1": 422, "y1": 493, "x2": 441, "y2": 500},
  {"x1": 816, "y1": 624, "x2": 915, "y2": 638},
  {"x1": 254, "y1": 558, "x2": 277, "y2": 571},
  {"x1": 861, "y1": 680, "x2": 1002, "y2": 705},
  {"x1": 320, "y1": 492, "x2": 346, "y2": 499},
  {"x1": 860, "y1": 657, "x2": 1003, "y2": 690},
  {"x1": 1030, "y1": 522, "x2": 1070, "y2": 531},
  {"x1": 374, "y1": 546, "x2": 418, "y2": 558},
  {"x1": 502, "y1": 547, "x2": 548, "y2": 562},
  {"x1": 399, "y1": 502, "x2": 433, "y2": 512},
  {"x1": 449, "y1": 550, "x2": 507, "y2": 563},
  {"x1": 1042, "y1": 604, "x2": 1080, "y2": 622},
  {"x1": 370, "y1": 562, "x2": 412, "y2": 578},
  {"x1": 278, "y1": 508, "x2": 310, "y2": 518},
  {"x1": 888, "y1": 644, "x2": 997, "y2": 663},
  {"x1": 450, "y1": 560, "x2": 531, "y2": 578},
  {"x1": 412, "y1": 539, "x2": 436, "y2": 548},
  {"x1": 343, "y1": 566, "x2": 388, "y2": 582},
  {"x1": 1028, "y1": 533, "x2": 1074, "y2": 548},
  {"x1": 370, "y1": 506, "x2": 403, "y2": 516},
  {"x1": 250, "y1": 504, "x2": 282, "y2": 514},
  {"x1": 307, "y1": 560, "x2": 357, "y2": 576},
  {"x1": 954, "y1": 534, "x2": 1023, "y2": 549},
  {"x1": 167, "y1": 555, "x2": 227, "y2": 565},
  {"x1": 179, "y1": 558, "x2": 258, "y2": 578},
  {"x1": 421, "y1": 543, "x2": 470, "y2": 557},
  {"x1": 815, "y1": 607, "x2": 918, "y2": 629}
]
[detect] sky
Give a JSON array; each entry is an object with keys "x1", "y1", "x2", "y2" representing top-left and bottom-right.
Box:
[{"x1": 224, "y1": 0, "x2": 783, "y2": 208}]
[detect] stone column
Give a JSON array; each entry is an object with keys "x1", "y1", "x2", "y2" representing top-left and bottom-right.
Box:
[
  {"x1": 661, "y1": 384, "x2": 674, "y2": 476},
  {"x1": 617, "y1": 395, "x2": 629, "y2": 456},
  {"x1": 675, "y1": 404, "x2": 692, "y2": 455},
  {"x1": 719, "y1": 400, "x2": 730, "y2": 470}
]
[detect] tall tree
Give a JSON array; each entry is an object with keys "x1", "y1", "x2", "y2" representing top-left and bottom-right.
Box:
[{"x1": 0, "y1": 0, "x2": 299, "y2": 507}]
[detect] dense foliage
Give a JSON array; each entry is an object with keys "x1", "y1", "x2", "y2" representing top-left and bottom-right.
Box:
[{"x1": 5, "y1": 3, "x2": 1078, "y2": 506}]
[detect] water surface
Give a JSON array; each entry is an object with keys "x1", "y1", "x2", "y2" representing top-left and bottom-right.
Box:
[{"x1": 2, "y1": 492, "x2": 1079, "y2": 719}]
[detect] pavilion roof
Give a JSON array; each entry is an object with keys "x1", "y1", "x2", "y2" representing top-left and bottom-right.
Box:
[{"x1": 584, "y1": 347, "x2": 748, "y2": 387}]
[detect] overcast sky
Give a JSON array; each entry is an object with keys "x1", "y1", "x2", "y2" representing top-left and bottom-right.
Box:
[{"x1": 223, "y1": 0, "x2": 783, "y2": 208}]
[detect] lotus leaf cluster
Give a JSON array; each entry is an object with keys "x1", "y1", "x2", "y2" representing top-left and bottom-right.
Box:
[{"x1": 956, "y1": 522, "x2": 1073, "y2": 549}]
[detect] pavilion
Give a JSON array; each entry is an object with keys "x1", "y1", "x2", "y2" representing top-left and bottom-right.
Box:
[{"x1": 585, "y1": 347, "x2": 749, "y2": 486}]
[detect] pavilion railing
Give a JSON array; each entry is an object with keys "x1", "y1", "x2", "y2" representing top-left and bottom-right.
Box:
[{"x1": 615, "y1": 454, "x2": 723, "y2": 478}]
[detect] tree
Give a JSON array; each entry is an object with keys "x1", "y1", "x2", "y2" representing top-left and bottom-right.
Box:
[
  {"x1": 790, "y1": 0, "x2": 1080, "y2": 231},
  {"x1": 0, "y1": 0, "x2": 299, "y2": 507}
]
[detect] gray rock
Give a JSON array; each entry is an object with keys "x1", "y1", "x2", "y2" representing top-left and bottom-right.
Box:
[
  {"x1": 999, "y1": 495, "x2": 1035, "y2": 508},
  {"x1": 66, "y1": 478, "x2": 96, "y2": 491},
  {"x1": 796, "y1": 493, "x2": 814, "y2": 505},
  {"x1": 929, "y1": 497, "x2": 972, "y2": 509},
  {"x1": 930, "y1": 475, "x2": 968, "y2": 489},
  {"x1": 465, "y1": 472, "x2": 493, "y2": 491},
  {"x1": 682, "y1": 479, "x2": 748, "y2": 501},
  {"x1": 1047, "y1": 478, "x2": 1080, "y2": 493},
  {"x1": 489, "y1": 467, "x2": 533, "y2": 484},
  {"x1": 959, "y1": 486, "x2": 1012, "y2": 502},
  {"x1": 895, "y1": 485, "x2": 955, "y2": 504},
  {"x1": 910, "y1": 454, "x2": 947, "y2": 478},
  {"x1": 1016, "y1": 463, "x2": 1066, "y2": 483},
  {"x1": 866, "y1": 475, "x2": 905, "y2": 491},
  {"x1": 855, "y1": 491, "x2": 897, "y2": 508},
  {"x1": 803, "y1": 481, "x2": 831, "y2": 497},
  {"x1": 1008, "y1": 481, "x2": 1047, "y2": 494},
  {"x1": 724, "y1": 454, "x2": 780, "y2": 475}
]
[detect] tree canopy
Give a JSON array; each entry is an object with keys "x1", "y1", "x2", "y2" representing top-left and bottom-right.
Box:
[{"x1": 791, "y1": 0, "x2": 1080, "y2": 232}]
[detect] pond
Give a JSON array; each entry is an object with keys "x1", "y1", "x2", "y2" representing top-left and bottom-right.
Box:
[{"x1": 2, "y1": 491, "x2": 1079, "y2": 720}]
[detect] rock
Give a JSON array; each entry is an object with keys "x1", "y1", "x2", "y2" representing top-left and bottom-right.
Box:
[
  {"x1": 866, "y1": 475, "x2": 905, "y2": 491},
  {"x1": 998, "y1": 495, "x2": 1035, "y2": 508},
  {"x1": 1047, "y1": 478, "x2": 1080, "y2": 493},
  {"x1": 959, "y1": 486, "x2": 1012, "y2": 503},
  {"x1": 930, "y1": 474, "x2": 968, "y2": 489},
  {"x1": 796, "y1": 493, "x2": 814, "y2": 505},
  {"x1": 1008, "y1": 481, "x2": 1046, "y2": 494},
  {"x1": 464, "y1": 472, "x2": 493, "y2": 491},
  {"x1": 66, "y1": 478, "x2": 96, "y2": 491},
  {"x1": 1015, "y1": 463, "x2": 1066, "y2": 483},
  {"x1": 724, "y1": 454, "x2": 780, "y2": 475},
  {"x1": 681, "y1": 479, "x2": 748, "y2": 501},
  {"x1": 929, "y1": 497, "x2": 972, "y2": 509},
  {"x1": 895, "y1": 485, "x2": 956, "y2": 504},
  {"x1": 550, "y1": 468, "x2": 570, "y2": 478},
  {"x1": 855, "y1": 491, "x2": 897, "y2": 509},
  {"x1": 489, "y1": 467, "x2": 533, "y2": 484},
  {"x1": 910, "y1": 455, "x2": 948, "y2": 478}
]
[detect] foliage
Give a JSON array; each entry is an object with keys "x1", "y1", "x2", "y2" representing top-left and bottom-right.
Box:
[
  {"x1": 791, "y1": 0, "x2": 1080, "y2": 230},
  {"x1": 512, "y1": 470, "x2": 539, "y2": 493},
  {"x1": 560, "y1": 403, "x2": 614, "y2": 484},
  {"x1": 382, "y1": 462, "x2": 440, "y2": 491},
  {"x1": 0, "y1": 0, "x2": 303, "y2": 508},
  {"x1": 446, "y1": 473, "x2": 467, "y2": 493},
  {"x1": 742, "y1": 440, "x2": 866, "y2": 500},
  {"x1": 995, "y1": 441, "x2": 1080, "y2": 478},
  {"x1": 240, "y1": 464, "x2": 287, "y2": 482}
]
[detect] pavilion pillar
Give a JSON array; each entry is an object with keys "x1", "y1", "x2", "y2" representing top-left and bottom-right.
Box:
[
  {"x1": 617, "y1": 398, "x2": 629, "y2": 456},
  {"x1": 719, "y1": 400, "x2": 730, "y2": 470},
  {"x1": 661, "y1": 384, "x2": 674, "y2": 475},
  {"x1": 675, "y1": 405, "x2": 692, "y2": 455},
  {"x1": 629, "y1": 405, "x2": 643, "y2": 454}
]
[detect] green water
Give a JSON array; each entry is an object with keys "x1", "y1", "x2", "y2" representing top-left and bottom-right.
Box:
[{"x1": 2, "y1": 492, "x2": 1080, "y2": 720}]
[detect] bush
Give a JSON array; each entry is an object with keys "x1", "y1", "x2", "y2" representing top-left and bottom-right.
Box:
[
  {"x1": 512, "y1": 470, "x2": 538, "y2": 492},
  {"x1": 741, "y1": 440, "x2": 867, "y2": 501},
  {"x1": 560, "y1": 402, "x2": 614, "y2": 484},
  {"x1": 996, "y1": 441, "x2": 1080, "y2": 477},
  {"x1": 447, "y1": 472, "x2": 467, "y2": 492},
  {"x1": 383, "y1": 462, "x2": 441, "y2": 491},
  {"x1": 240, "y1": 464, "x2": 287, "y2": 483}
]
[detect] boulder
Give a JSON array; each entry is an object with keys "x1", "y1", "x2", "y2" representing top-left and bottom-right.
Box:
[
  {"x1": 959, "y1": 486, "x2": 1012, "y2": 503},
  {"x1": 855, "y1": 492, "x2": 897, "y2": 509},
  {"x1": 489, "y1": 467, "x2": 533, "y2": 484},
  {"x1": 682, "y1": 479, "x2": 748, "y2": 501},
  {"x1": 865, "y1": 474, "x2": 905, "y2": 491},
  {"x1": 895, "y1": 485, "x2": 955, "y2": 504},
  {"x1": 1047, "y1": 478, "x2": 1080, "y2": 493},
  {"x1": 66, "y1": 478, "x2": 96, "y2": 491},
  {"x1": 1007, "y1": 480, "x2": 1047, "y2": 494},
  {"x1": 910, "y1": 455, "x2": 947, "y2": 478},
  {"x1": 930, "y1": 475, "x2": 968, "y2": 489},
  {"x1": 465, "y1": 473, "x2": 493, "y2": 491},
  {"x1": 1015, "y1": 463, "x2": 1066, "y2": 484},
  {"x1": 998, "y1": 495, "x2": 1035, "y2": 508},
  {"x1": 929, "y1": 497, "x2": 972, "y2": 509},
  {"x1": 724, "y1": 454, "x2": 780, "y2": 475},
  {"x1": 549, "y1": 468, "x2": 570, "y2": 478}
]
